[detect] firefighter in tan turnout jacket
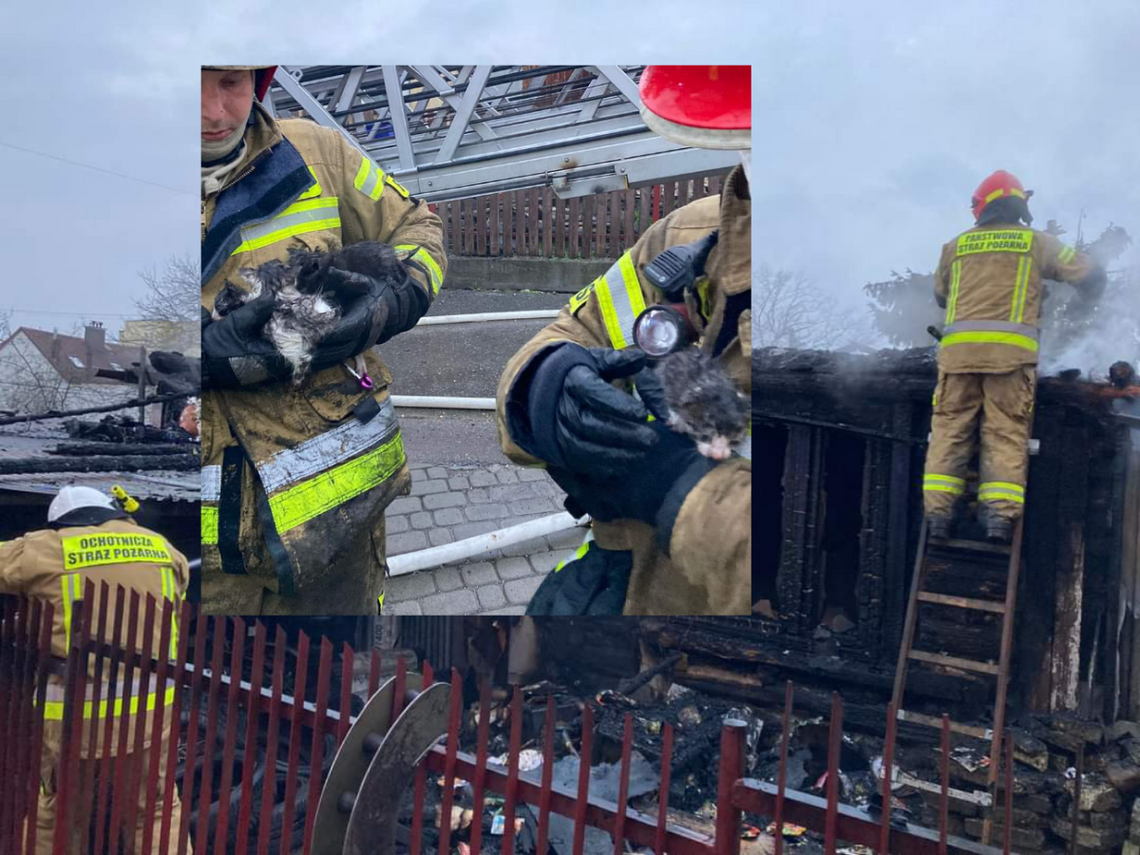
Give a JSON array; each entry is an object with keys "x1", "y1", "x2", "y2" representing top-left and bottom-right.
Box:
[
  {"x1": 496, "y1": 66, "x2": 752, "y2": 615},
  {"x1": 0, "y1": 486, "x2": 190, "y2": 854},
  {"x1": 923, "y1": 170, "x2": 1105, "y2": 541},
  {"x1": 200, "y1": 67, "x2": 446, "y2": 614}
]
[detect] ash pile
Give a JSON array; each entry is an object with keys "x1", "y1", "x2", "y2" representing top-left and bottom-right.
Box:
[
  {"x1": 400, "y1": 678, "x2": 772, "y2": 855},
  {"x1": 755, "y1": 707, "x2": 1140, "y2": 854}
]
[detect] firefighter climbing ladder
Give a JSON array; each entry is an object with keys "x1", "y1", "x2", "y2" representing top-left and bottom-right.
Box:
[{"x1": 888, "y1": 514, "x2": 1028, "y2": 846}]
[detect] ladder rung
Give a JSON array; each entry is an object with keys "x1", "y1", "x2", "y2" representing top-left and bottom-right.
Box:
[
  {"x1": 895, "y1": 772, "x2": 992, "y2": 806},
  {"x1": 930, "y1": 538, "x2": 1012, "y2": 556},
  {"x1": 897, "y1": 709, "x2": 994, "y2": 740},
  {"x1": 908, "y1": 650, "x2": 1000, "y2": 675},
  {"x1": 917, "y1": 592, "x2": 1006, "y2": 614}
]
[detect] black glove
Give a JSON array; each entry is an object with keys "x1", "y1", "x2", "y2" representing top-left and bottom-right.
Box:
[
  {"x1": 200, "y1": 296, "x2": 290, "y2": 389},
  {"x1": 305, "y1": 249, "x2": 431, "y2": 371},
  {"x1": 506, "y1": 344, "x2": 659, "y2": 474},
  {"x1": 549, "y1": 421, "x2": 718, "y2": 554}
]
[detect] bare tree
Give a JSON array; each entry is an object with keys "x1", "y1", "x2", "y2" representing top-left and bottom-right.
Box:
[
  {"x1": 0, "y1": 335, "x2": 72, "y2": 413},
  {"x1": 135, "y1": 255, "x2": 200, "y2": 321},
  {"x1": 752, "y1": 265, "x2": 871, "y2": 351},
  {"x1": 0, "y1": 307, "x2": 10, "y2": 340}
]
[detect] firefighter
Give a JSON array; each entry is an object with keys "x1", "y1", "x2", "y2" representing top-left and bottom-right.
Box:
[
  {"x1": 924, "y1": 170, "x2": 1105, "y2": 542},
  {"x1": 495, "y1": 66, "x2": 752, "y2": 615},
  {"x1": 0, "y1": 486, "x2": 190, "y2": 854},
  {"x1": 200, "y1": 66, "x2": 446, "y2": 615}
]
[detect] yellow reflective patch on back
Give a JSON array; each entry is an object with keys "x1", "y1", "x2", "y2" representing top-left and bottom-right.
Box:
[
  {"x1": 384, "y1": 173, "x2": 410, "y2": 198},
  {"x1": 956, "y1": 229, "x2": 1033, "y2": 256},
  {"x1": 201, "y1": 507, "x2": 219, "y2": 545},
  {"x1": 61, "y1": 533, "x2": 172, "y2": 570},
  {"x1": 569, "y1": 281, "x2": 595, "y2": 314}
]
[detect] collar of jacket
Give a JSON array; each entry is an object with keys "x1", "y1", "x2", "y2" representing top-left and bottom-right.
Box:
[
  {"x1": 48, "y1": 507, "x2": 128, "y2": 530},
  {"x1": 712, "y1": 164, "x2": 751, "y2": 296},
  {"x1": 201, "y1": 106, "x2": 316, "y2": 285}
]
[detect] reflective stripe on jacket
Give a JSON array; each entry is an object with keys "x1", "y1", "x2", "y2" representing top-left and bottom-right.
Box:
[
  {"x1": 0, "y1": 520, "x2": 188, "y2": 740},
  {"x1": 201, "y1": 105, "x2": 446, "y2": 598},
  {"x1": 495, "y1": 166, "x2": 752, "y2": 615},
  {"x1": 933, "y1": 224, "x2": 1097, "y2": 373}
]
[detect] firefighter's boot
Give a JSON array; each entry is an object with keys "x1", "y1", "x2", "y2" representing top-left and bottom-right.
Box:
[
  {"x1": 986, "y1": 516, "x2": 1013, "y2": 544},
  {"x1": 927, "y1": 515, "x2": 953, "y2": 540}
]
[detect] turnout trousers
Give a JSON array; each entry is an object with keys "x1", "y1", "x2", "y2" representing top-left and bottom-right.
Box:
[{"x1": 922, "y1": 367, "x2": 1036, "y2": 523}]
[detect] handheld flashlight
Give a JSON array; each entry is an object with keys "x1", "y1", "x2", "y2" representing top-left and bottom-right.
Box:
[{"x1": 633, "y1": 304, "x2": 696, "y2": 357}]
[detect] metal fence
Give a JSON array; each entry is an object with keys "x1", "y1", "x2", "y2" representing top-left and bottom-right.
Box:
[
  {"x1": 0, "y1": 589, "x2": 1028, "y2": 855},
  {"x1": 433, "y1": 176, "x2": 725, "y2": 259}
]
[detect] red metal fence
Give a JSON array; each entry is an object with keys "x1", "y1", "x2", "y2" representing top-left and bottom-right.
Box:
[
  {"x1": 1, "y1": 589, "x2": 1030, "y2": 855},
  {"x1": 433, "y1": 177, "x2": 725, "y2": 259}
]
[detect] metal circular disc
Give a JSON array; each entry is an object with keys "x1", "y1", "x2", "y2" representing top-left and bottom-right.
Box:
[
  {"x1": 343, "y1": 681, "x2": 451, "y2": 855},
  {"x1": 311, "y1": 676, "x2": 398, "y2": 855}
]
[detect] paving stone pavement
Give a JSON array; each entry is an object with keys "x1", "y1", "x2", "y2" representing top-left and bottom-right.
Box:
[{"x1": 383, "y1": 462, "x2": 587, "y2": 615}]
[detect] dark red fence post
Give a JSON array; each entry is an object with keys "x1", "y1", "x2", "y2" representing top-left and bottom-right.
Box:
[
  {"x1": 537, "y1": 694, "x2": 556, "y2": 855},
  {"x1": 437, "y1": 669, "x2": 464, "y2": 855},
  {"x1": 879, "y1": 700, "x2": 896, "y2": 855},
  {"x1": 613, "y1": 713, "x2": 634, "y2": 855},
  {"x1": 939, "y1": 715, "x2": 950, "y2": 855},
  {"x1": 775, "y1": 680, "x2": 793, "y2": 855},
  {"x1": 824, "y1": 694, "x2": 842, "y2": 855},
  {"x1": 715, "y1": 719, "x2": 745, "y2": 855},
  {"x1": 572, "y1": 703, "x2": 594, "y2": 855},
  {"x1": 501, "y1": 685, "x2": 524, "y2": 855},
  {"x1": 470, "y1": 677, "x2": 492, "y2": 855}
]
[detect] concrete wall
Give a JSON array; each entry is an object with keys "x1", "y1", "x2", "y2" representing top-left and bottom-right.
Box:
[{"x1": 444, "y1": 256, "x2": 614, "y2": 294}]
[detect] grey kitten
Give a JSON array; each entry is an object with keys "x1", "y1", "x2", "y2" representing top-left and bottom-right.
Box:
[
  {"x1": 655, "y1": 348, "x2": 748, "y2": 460},
  {"x1": 212, "y1": 243, "x2": 401, "y2": 384}
]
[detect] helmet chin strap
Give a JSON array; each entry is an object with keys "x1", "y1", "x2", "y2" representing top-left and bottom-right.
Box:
[{"x1": 739, "y1": 151, "x2": 751, "y2": 187}]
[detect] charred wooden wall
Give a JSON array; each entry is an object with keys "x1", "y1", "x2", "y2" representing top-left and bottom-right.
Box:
[{"x1": 750, "y1": 347, "x2": 1136, "y2": 720}]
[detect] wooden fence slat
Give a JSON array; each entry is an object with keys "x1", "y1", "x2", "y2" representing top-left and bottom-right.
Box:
[
  {"x1": 490, "y1": 193, "x2": 501, "y2": 256},
  {"x1": 608, "y1": 191, "x2": 620, "y2": 258},
  {"x1": 638, "y1": 188, "x2": 651, "y2": 241},
  {"x1": 474, "y1": 196, "x2": 483, "y2": 256},
  {"x1": 569, "y1": 196, "x2": 580, "y2": 258},
  {"x1": 467, "y1": 198, "x2": 476, "y2": 256},
  {"x1": 443, "y1": 201, "x2": 454, "y2": 254},
  {"x1": 529, "y1": 188, "x2": 540, "y2": 257},
  {"x1": 543, "y1": 188, "x2": 554, "y2": 257},
  {"x1": 583, "y1": 195, "x2": 595, "y2": 259},
  {"x1": 708, "y1": 176, "x2": 721, "y2": 196},
  {"x1": 623, "y1": 189, "x2": 635, "y2": 254},
  {"x1": 555, "y1": 196, "x2": 565, "y2": 258}
]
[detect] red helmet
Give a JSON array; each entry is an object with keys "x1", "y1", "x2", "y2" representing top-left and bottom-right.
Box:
[
  {"x1": 638, "y1": 65, "x2": 750, "y2": 150},
  {"x1": 971, "y1": 170, "x2": 1033, "y2": 221},
  {"x1": 203, "y1": 66, "x2": 278, "y2": 102}
]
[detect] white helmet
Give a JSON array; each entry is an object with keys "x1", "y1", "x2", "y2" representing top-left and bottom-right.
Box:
[{"x1": 48, "y1": 486, "x2": 116, "y2": 523}]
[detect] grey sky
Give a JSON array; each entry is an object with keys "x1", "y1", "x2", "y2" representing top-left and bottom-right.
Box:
[
  {"x1": 753, "y1": 1, "x2": 1140, "y2": 304},
  {"x1": 7, "y1": 1, "x2": 1133, "y2": 338},
  {"x1": 0, "y1": 0, "x2": 756, "y2": 335}
]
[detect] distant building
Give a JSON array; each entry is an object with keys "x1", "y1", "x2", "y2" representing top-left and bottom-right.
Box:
[
  {"x1": 119, "y1": 319, "x2": 200, "y2": 358},
  {"x1": 0, "y1": 322, "x2": 152, "y2": 415}
]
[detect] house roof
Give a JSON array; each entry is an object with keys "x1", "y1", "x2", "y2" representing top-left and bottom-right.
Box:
[{"x1": 0, "y1": 326, "x2": 149, "y2": 386}]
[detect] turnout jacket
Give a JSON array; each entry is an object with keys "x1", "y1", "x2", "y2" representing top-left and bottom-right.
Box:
[
  {"x1": 496, "y1": 165, "x2": 752, "y2": 615},
  {"x1": 934, "y1": 223, "x2": 1098, "y2": 373},
  {"x1": 0, "y1": 518, "x2": 188, "y2": 751},
  {"x1": 201, "y1": 105, "x2": 446, "y2": 603}
]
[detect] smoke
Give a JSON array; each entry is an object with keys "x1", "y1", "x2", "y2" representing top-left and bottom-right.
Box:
[{"x1": 1038, "y1": 267, "x2": 1140, "y2": 379}]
